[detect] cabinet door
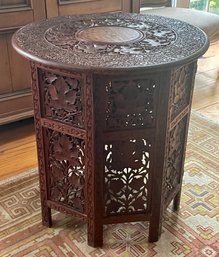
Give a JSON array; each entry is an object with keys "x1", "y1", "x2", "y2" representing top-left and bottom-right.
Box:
[
  {"x1": 0, "y1": 0, "x2": 46, "y2": 29},
  {"x1": 0, "y1": 34, "x2": 12, "y2": 95},
  {"x1": 45, "y1": 0, "x2": 134, "y2": 18},
  {"x1": 0, "y1": 0, "x2": 46, "y2": 124}
]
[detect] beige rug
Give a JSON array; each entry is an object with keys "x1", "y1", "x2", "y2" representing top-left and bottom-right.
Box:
[{"x1": 0, "y1": 112, "x2": 219, "y2": 257}]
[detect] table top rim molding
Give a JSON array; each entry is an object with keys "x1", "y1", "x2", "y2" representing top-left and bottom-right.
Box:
[{"x1": 12, "y1": 12, "x2": 209, "y2": 73}]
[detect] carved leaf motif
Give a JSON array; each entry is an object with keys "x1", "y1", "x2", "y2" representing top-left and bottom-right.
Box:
[
  {"x1": 131, "y1": 197, "x2": 145, "y2": 210},
  {"x1": 69, "y1": 173, "x2": 82, "y2": 188},
  {"x1": 54, "y1": 77, "x2": 69, "y2": 94},
  {"x1": 65, "y1": 78, "x2": 79, "y2": 89},
  {"x1": 54, "y1": 137, "x2": 70, "y2": 156},
  {"x1": 73, "y1": 197, "x2": 84, "y2": 212},
  {"x1": 105, "y1": 79, "x2": 157, "y2": 130},
  {"x1": 51, "y1": 77, "x2": 77, "y2": 111},
  {"x1": 48, "y1": 84, "x2": 59, "y2": 100},
  {"x1": 51, "y1": 187, "x2": 61, "y2": 200},
  {"x1": 130, "y1": 177, "x2": 144, "y2": 191},
  {"x1": 54, "y1": 136, "x2": 81, "y2": 166},
  {"x1": 46, "y1": 74, "x2": 57, "y2": 83},
  {"x1": 109, "y1": 179, "x2": 124, "y2": 194},
  {"x1": 41, "y1": 70, "x2": 84, "y2": 128},
  {"x1": 51, "y1": 166, "x2": 62, "y2": 180},
  {"x1": 47, "y1": 130, "x2": 86, "y2": 213},
  {"x1": 106, "y1": 199, "x2": 123, "y2": 213},
  {"x1": 111, "y1": 141, "x2": 145, "y2": 170}
]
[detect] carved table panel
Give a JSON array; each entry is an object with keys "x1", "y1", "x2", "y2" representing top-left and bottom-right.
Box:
[{"x1": 12, "y1": 13, "x2": 209, "y2": 247}]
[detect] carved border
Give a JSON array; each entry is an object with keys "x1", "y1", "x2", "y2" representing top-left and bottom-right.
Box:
[
  {"x1": 30, "y1": 61, "x2": 51, "y2": 226},
  {"x1": 84, "y1": 73, "x2": 95, "y2": 244},
  {"x1": 41, "y1": 118, "x2": 86, "y2": 139}
]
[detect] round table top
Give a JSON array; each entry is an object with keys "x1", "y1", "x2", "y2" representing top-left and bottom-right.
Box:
[{"x1": 12, "y1": 12, "x2": 209, "y2": 72}]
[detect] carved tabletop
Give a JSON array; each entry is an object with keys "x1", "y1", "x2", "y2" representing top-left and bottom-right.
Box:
[{"x1": 12, "y1": 12, "x2": 209, "y2": 72}]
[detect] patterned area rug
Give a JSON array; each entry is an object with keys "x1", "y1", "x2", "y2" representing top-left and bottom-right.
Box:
[{"x1": 0, "y1": 112, "x2": 219, "y2": 257}]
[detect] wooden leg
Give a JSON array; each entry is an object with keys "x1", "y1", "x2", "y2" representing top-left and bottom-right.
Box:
[
  {"x1": 173, "y1": 189, "x2": 182, "y2": 212},
  {"x1": 41, "y1": 197, "x2": 52, "y2": 227},
  {"x1": 148, "y1": 210, "x2": 162, "y2": 242},
  {"x1": 87, "y1": 221, "x2": 103, "y2": 247}
]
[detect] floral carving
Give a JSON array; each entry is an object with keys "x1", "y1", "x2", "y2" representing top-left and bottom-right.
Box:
[
  {"x1": 44, "y1": 18, "x2": 176, "y2": 55},
  {"x1": 104, "y1": 139, "x2": 151, "y2": 215},
  {"x1": 39, "y1": 70, "x2": 84, "y2": 128},
  {"x1": 47, "y1": 129, "x2": 85, "y2": 213},
  {"x1": 164, "y1": 118, "x2": 186, "y2": 201},
  {"x1": 169, "y1": 65, "x2": 192, "y2": 120},
  {"x1": 105, "y1": 79, "x2": 157, "y2": 130},
  {"x1": 14, "y1": 13, "x2": 208, "y2": 70}
]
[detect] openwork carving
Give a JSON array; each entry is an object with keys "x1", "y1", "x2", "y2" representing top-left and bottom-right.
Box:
[
  {"x1": 45, "y1": 18, "x2": 176, "y2": 55},
  {"x1": 164, "y1": 118, "x2": 187, "y2": 201},
  {"x1": 105, "y1": 79, "x2": 157, "y2": 130},
  {"x1": 169, "y1": 65, "x2": 192, "y2": 120},
  {"x1": 46, "y1": 129, "x2": 86, "y2": 213},
  {"x1": 39, "y1": 70, "x2": 84, "y2": 128},
  {"x1": 104, "y1": 139, "x2": 151, "y2": 215}
]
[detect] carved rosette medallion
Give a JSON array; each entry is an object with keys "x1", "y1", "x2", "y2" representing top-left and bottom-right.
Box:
[
  {"x1": 105, "y1": 79, "x2": 157, "y2": 130},
  {"x1": 44, "y1": 18, "x2": 176, "y2": 55},
  {"x1": 39, "y1": 69, "x2": 84, "y2": 128},
  {"x1": 46, "y1": 129, "x2": 86, "y2": 213},
  {"x1": 104, "y1": 139, "x2": 152, "y2": 215}
]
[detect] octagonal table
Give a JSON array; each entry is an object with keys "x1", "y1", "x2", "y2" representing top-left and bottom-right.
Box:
[{"x1": 12, "y1": 12, "x2": 209, "y2": 247}]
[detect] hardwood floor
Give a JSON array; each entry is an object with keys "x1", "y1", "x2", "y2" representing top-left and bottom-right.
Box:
[
  {"x1": 0, "y1": 36, "x2": 219, "y2": 180},
  {"x1": 0, "y1": 118, "x2": 37, "y2": 180}
]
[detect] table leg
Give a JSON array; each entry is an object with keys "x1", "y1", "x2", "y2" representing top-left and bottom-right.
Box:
[
  {"x1": 31, "y1": 63, "x2": 52, "y2": 228},
  {"x1": 148, "y1": 208, "x2": 163, "y2": 242},
  {"x1": 173, "y1": 188, "x2": 182, "y2": 212},
  {"x1": 41, "y1": 202, "x2": 52, "y2": 227},
  {"x1": 87, "y1": 222, "x2": 103, "y2": 247}
]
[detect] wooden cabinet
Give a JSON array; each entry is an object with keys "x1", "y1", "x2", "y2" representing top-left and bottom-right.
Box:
[
  {"x1": 0, "y1": 0, "x2": 46, "y2": 124},
  {"x1": 45, "y1": 0, "x2": 133, "y2": 17},
  {"x1": 0, "y1": 0, "x2": 138, "y2": 125}
]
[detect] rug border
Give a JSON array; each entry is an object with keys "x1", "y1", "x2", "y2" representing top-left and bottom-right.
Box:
[{"x1": 0, "y1": 168, "x2": 38, "y2": 187}]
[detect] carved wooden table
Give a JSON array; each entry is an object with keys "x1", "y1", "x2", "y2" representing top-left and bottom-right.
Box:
[{"x1": 12, "y1": 13, "x2": 209, "y2": 247}]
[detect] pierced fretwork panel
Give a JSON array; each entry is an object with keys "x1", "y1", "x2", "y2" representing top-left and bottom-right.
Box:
[
  {"x1": 169, "y1": 64, "x2": 193, "y2": 120},
  {"x1": 46, "y1": 129, "x2": 86, "y2": 213},
  {"x1": 104, "y1": 139, "x2": 152, "y2": 215},
  {"x1": 105, "y1": 78, "x2": 158, "y2": 130},
  {"x1": 39, "y1": 69, "x2": 84, "y2": 128},
  {"x1": 164, "y1": 118, "x2": 187, "y2": 201}
]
